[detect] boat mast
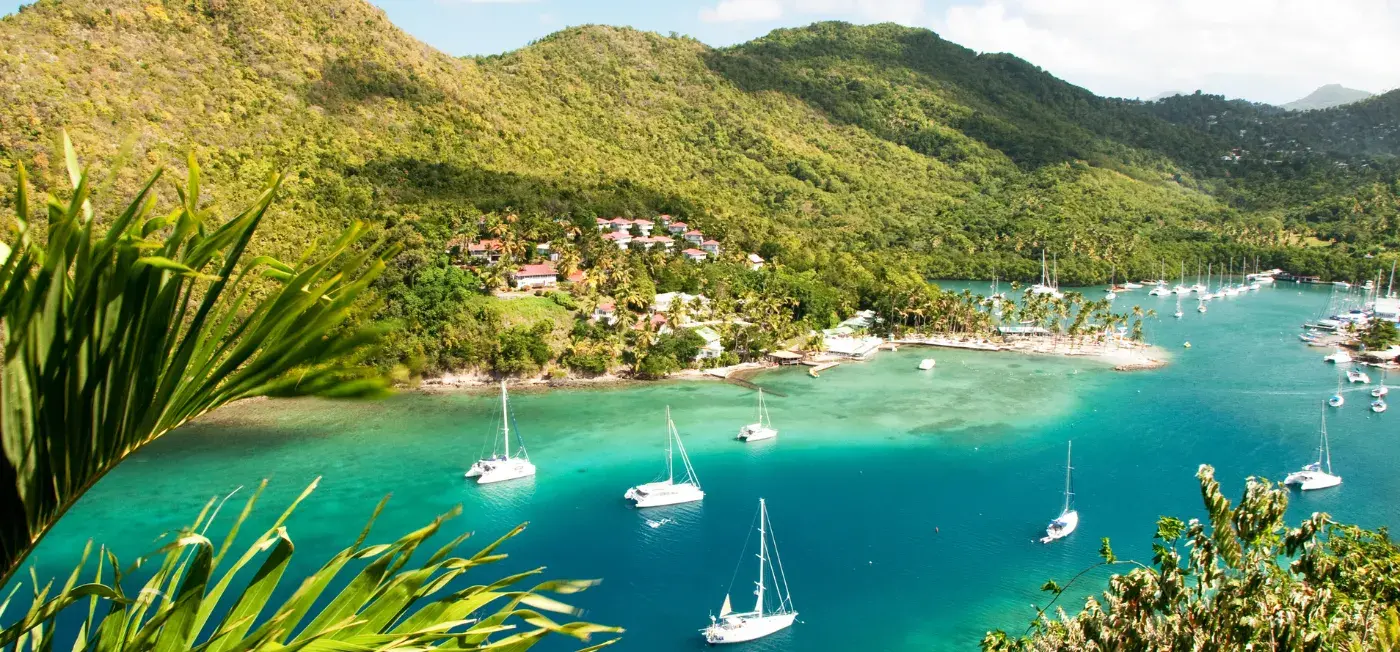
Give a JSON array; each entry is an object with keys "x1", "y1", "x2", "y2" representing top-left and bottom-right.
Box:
[
  {"x1": 1321, "y1": 411, "x2": 1333, "y2": 475},
  {"x1": 758, "y1": 389, "x2": 768, "y2": 427},
  {"x1": 755, "y1": 498, "x2": 768, "y2": 616},
  {"x1": 1389, "y1": 260, "x2": 1396, "y2": 299},
  {"x1": 501, "y1": 381, "x2": 510, "y2": 458},
  {"x1": 665, "y1": 407, "x2": 674, "y2": 482},
  {"x1": 1063, "y1": 441, "x2": 1074, "y2": 513}
]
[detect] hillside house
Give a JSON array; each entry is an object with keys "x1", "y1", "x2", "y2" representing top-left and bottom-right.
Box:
[
  {"x1": 667, "y1": 222, "x2": 689, "y2": 235},
  {"x1": 591, "y1": 301, "x2": 618, "y2": 325},
  {"x1": 748, "y1": 253, "x2": 765, "y2": 270},
  {"x1": 603, "y1": 231, "x2": 633, "y2": 249},
  {"x1": 682, "y1": 248, "x2": 708, "y2": 262},
  {"x1": 511, "y1": 263, "x2": 558, "y2": 290},
  {"x1": 466, "y1": 239, "x2": 504, "y2": 264},
  {"x1": 701, "y1": 239, "x2": 721, "y2": 256},
  {"x1": 694, "y1": 327, "x2": 724, "y2": 360},
  {"x1": 683, "y1": 229, "x2": 705, "y2": 244}
]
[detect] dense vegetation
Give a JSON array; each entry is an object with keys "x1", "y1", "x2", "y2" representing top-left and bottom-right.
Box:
[
  {"x1": 0, "y1": 0, "x2": 1396, "y2": 375},
  {"x1": 984, "y1": 466, "x2": 1400, "y2": 649}
]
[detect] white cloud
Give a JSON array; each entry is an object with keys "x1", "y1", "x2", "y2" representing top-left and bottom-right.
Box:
[
  {"x1": 700, "y1": 0, "x2": 926, "y2": 25},
  {"x1": 935, "y1": 0, "x2": 1400, "y2": 104}
]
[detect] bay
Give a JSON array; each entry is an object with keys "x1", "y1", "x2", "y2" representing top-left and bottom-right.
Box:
[{"x1": 22, "y1": 283, "x2": 1396, "y2": 650}]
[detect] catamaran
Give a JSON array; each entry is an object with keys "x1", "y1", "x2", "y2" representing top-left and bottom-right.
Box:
[
  {"x1": 1284, "y1": 410, "x2": 1342, "y2": 491},
  {"x1": 625, "y1": 407, "x2": 704, "y2": 507},
  {"x1": 1040, "y1": 442, "x2": 1078, "y2": 544},
  {"x1": 464, "y1": 382, "x2": 537, "y2": 485},
  {"x1": 1347, "y1": 369, "x2": 1371, "y2": 384},
  {"x1": 702, "y1": 498, "x2": 798, "y2": 645},
  {"x1": 738, "y1": 389, "x2": 779, "y2": 442}
]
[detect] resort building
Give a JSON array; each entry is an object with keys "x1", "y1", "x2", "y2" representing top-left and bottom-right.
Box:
[
  {"x1": 566, "y1": 270, "x2": 586, "y2": 285},
  {"x1": 511, "y1": 263, "x2": 558, "y2": 290},
  {"x1": 682, "y1": 248, "x2": 708, "y2": 262},
  {"x1": 653, "y1": 292, "x2": 709, "y2": 315},
  {"x1": 683, "y1": 230, "x2": 705, "y2": 244},
  {"x1": 603, "y1": 231, "x2": 633, "y2": 249},
  {"x1": 748, "y1": 253, "x2": 765, "y2": 270},
  {"x1": 667, "y1": 222, "x2": 689, "y2": 235},
  {"x1": 591, "y1": 301, "x2": 618, "y2": 325},
  {"x1": 466, "y1": 239, "x2": 504, "y2": 264},
  {"x1": 701, "y1": 239, "x2": 721, "y2": 256},
  {"x1": 632, "y1": 219, "x2": 654, "y2": 236},
  {"x1": 767, "y1": 350, "x2": 803, "y2": 365},
  {"x1": 694, "y1": 326, "x2": 724, "y2": 360},
  {"x1": 822, "y1": 334, "x2": 883, "y2": 360}
]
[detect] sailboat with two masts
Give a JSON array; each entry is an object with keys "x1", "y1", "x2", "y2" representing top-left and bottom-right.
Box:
[
  {"x1": 702, "y1": 498, "x2": 798, "y2": 645},
  {"x1": 625, "y1": 407, "x2": 704, "y2": 507},
  {"x1": 738, "y1": 389, "x2": 778, "y2": 442},
  {"x1": 1285, "y1": 409, "x2": 1342, "y2": 491},
  {"x1": 1040, "y1": 441, "x2": 1078, "y2": 544},
  {"x1": 465, "y1": 381, "x2": 537, "y2": 485}
]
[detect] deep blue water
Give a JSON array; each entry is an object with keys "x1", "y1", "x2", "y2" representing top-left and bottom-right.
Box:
[{"x1": 13, "y1": 283, "x2": 1393, "y2": 650}]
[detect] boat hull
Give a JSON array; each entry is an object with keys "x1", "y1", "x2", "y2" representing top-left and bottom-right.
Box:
[
  {"x1": 471, "y1": 459, "x2": 536, "y2": 484},
  {"x1": 1284, "y1": 471, "x2": 1342, "y2": 491},
  {"x1": 703, "y1": 612, "x2": 797, "y2": 645},
  {"x1": 625, "y1": 481, "x2": 704, "y2": 508},
  {"x1": 1373, "y1": 401, "x2": 1387, "y2": 413},
  {"x1": 737, "y1": 425, "x2": 778, "y2": 442},
  {"x1": 1040, "y1": 510, "x2": 1079, "y2": 544}
]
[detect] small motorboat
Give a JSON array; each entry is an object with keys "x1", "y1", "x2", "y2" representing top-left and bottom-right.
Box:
[
  {"x1": 1373, "y1": 385, "x2": 1389, "y2": 398},
  {"x1": 1329, "y1": 394, "x2": 1345, "y2": 408},
  {"x1": 918, "y1": 358, "x2": 936, "y2": 370},
  {"x1": 1324, "y1": 350, "x2": 1353, "y2": 364},
  {"x1": 1372, "y1": 399, "x2": 1388, "y2": 414},
  {"x1": 1347, "y1": 369, "x2": 1371, "y2": 384}
]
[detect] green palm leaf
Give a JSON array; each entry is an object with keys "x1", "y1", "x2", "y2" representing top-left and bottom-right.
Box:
[{"x1": 0, "y1": 135, "x2": 398, "y2": 582}]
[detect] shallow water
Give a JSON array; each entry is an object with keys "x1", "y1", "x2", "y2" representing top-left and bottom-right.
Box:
[{"x1": 19, "y1": 283, "x2": 1394, "y2": 650}]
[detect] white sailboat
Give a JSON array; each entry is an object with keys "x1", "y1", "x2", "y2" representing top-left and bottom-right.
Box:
[
  {"x1": 1172, "y1": 261, "x2": 1190, "y2": 294},
  {"x1": 738, "y1": 389, "x2": 779, "y2": 442},
  {"x1": 625, "y1": 407, "x2": 704, "y2": 507},
  {"x1": 1329, "y1": 372, "x2": 1345, "y2": 408},
  {"x1": 702, "y1": 498, "x2": 798, "y2": 645},
  {"x1": 1284, "y1": 410, "x2": 1342, "y2": 491},
  {"x1": 1173, "y1": 295, "x2": 1184, "y2": 319},
  {"x1": 1040, "y1": 442, "x2": 1078, "y2": 544},
  {"x1": 1031, "y1": 251, "x2": 1063, "y2": 298},
  {"x1": 1372, "y1": 370, "x2": 1389, "y2": 398},
  {"x1": 464, "y1": 381, "x2": 537, "y2": 485}
]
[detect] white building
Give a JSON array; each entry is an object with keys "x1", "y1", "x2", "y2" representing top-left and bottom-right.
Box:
[
  {"x1": 654, "y1": 292, "x2": 709, "y2": 314},
  {"x1": 694, "y1": 326, "x2": 724, "y2": 360},
  {"x1": 511, "y1": 263, "x2": 558, "y2": 290}
]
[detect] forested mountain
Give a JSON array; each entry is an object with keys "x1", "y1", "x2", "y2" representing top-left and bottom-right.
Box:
[
  {"x1": 1282, "y1": 84, "x2": 1374, "y2": 111},
  {"x1": 0, "y1": 0, "x2": 1396, "y2": 373}
]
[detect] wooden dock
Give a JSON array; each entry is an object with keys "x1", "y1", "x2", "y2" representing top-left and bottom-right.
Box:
[
  {"x1": 806, "y1": 361, "x2": 841, "y2": 377},
  {"x1": 724, "y1": 375, "x2": 787, "y2": 397}
]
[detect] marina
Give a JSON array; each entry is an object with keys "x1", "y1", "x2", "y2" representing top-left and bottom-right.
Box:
[{"x1": 22, "y1": 282, "x2": 1400, "y2": 651}]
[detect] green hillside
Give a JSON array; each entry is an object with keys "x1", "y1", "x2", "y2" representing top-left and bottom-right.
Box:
[{"x1": 0, "y1": 0, "x2": 1395, "y2": 373}]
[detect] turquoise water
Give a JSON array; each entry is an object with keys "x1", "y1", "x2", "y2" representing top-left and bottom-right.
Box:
[{"x1": 18, "y1": 283, "x2": 1397, "y2": 650}]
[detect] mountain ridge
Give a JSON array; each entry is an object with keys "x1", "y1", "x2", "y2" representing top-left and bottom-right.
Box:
[{"x1": 1283, "y1": 84, "x2": 1374, "y2": 111}]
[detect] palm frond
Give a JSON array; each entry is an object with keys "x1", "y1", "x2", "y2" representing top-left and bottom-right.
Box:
[
  {"x1": 1, "y1": 135, "x2": 398, "y2": 582},
  {"x1": 0, "y1": 481, "x2": 621, "y2": 651}
]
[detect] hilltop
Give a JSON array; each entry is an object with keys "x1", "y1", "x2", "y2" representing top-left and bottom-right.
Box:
[
  {"x1": 0, "y1": 1, "x2": 1396, "y2": 374},
  {"x1": 1282, "y1": 84, "x2": 1374, "y2": 111}
]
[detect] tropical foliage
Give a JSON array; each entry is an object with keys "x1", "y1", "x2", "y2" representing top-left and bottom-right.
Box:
[
  {"x1": 0, "y1": 480, "x2": 620, "y2": 651},
  {"x1": 0, "y1": 139, "x2": 395, "y2": 583},
  {"x1": 983, "y1": 465, "x2": 1400, "y2": 649}
]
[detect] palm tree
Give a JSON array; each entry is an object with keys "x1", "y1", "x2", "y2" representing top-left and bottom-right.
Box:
[{"x1": 0, "y1": 141, "x2": 618, "y2": 650}]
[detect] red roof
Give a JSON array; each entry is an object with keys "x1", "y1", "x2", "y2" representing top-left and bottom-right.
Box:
[
  {"x1": 513, "y1": 263, "x2": 557, "y2": 277},
  {"x1": 650, "y1": 235, "x2": 673, "y2": 242},
  {"x1": 609, "y1": 217, "x2": 632, "y2": 225},
  {"x1": 657, "y1": 214, "x2": 673, "y2": 220},
  {"x1": 603, "y1": 231, "x2": 632, "y2": 240},
  {"x1": 684, "y1": 230, "x2": 703, "y2": 236},
  {"x1": 682, "y1": 248, "x2": 706, "y2": 256},
  {"x1": 702, "y1": 239, "x2": 720, "y2": 246},
  {"x1": 567, "y1": 270, "x2": 586, "y2": 283},
  {"x1": 633, "y1": 219, "x2": 653, "y2": 226},
  {"x1": 595, "y1": 217, "x2": 610, "y2": 224},
  {"x1": 467, "y1": 239, "x2": 503, "y2": 251},
  {"x1": 669, "y1": 222, "x2": 688, "y2": 229},
  {"x1": 597, "y1": 301, "x2": 616, "y2": 312}
]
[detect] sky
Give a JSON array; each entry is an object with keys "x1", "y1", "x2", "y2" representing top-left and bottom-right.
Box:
[{"x1": 4, "y1": 0, "x2": 1398, "y2": 104}]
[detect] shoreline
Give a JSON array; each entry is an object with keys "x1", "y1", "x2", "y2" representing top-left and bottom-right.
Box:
[{"x1": 413, "y1": 339, "x2": 1167, "y2": 394}]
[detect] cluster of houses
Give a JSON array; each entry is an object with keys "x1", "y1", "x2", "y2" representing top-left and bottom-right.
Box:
[
  {"x1": 588, "y1": 292, "x2": 725, "y2": 361},
  {"x1": 595, "y1": 215, "x2": 720, "y2": 262}
]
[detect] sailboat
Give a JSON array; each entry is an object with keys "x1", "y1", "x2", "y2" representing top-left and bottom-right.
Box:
[
  {"x1": 1172, "y1": 261, "x2": 1190, "y2": 295},
  {"x1": 1104, "y1": 264, "x2": 1118, "y2": 300},
  {"x1": 1284, "y1": 410, "x2": 1342, "y2": 491},
  {"x1": 1040, "y1": 442, "x2": 1078, "y2": 544},
  {"x1": 1173, "y1": 295, "x2": 1184, "y2": 319},
  {"x1": 738, "y1": 389, "x2": 779, "y2": 442},
  {"x1": 1191, "y1": 262, "x2": 1207, "y2": 294},
  {"x1": 464, "y1": 381, "x2": 537, "y2": 485},
  {"x1": 1031, "y1": 251, "x2": 1063, "y2": 298},
  {"x1": 1372, "y1": 370, "x2": 1389, "y2": 398},
  {"x1": 702, "y1": 498, "x2": 798, "y2": 645},
  {"x1": 625, "y1": 407, "x2": 704, "y2": 507},
  {"x1": 1148, "y1": 261, "x2": 1171, "y2": 296},
  {"x1": 1328, "y1": 372, "x2": 1345, "y2": 408}
]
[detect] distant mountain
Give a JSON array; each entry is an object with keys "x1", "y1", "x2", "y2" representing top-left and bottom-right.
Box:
[
  {"x1": 1148, "y1": 91, "x2": 1185, "y2": 101},
  {"x1": 1282, "y1": 84, "x2": 1373, "y2": 111}
]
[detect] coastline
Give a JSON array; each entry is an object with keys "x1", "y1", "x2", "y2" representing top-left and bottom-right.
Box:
[{"x1": 412, "y1": 340, "x2": 1167, "y2": 394}]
